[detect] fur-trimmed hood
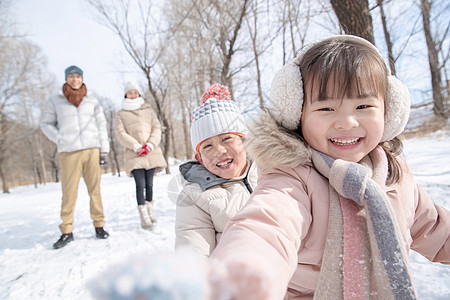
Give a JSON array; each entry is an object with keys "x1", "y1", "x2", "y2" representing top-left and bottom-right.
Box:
[{"x1": 245, "y1": 110, "x2": 311, "y2": 170}]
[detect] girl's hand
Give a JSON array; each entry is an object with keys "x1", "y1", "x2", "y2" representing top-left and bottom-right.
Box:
[{"x1": 87, "y1": 248, "x2": 210, "y2": 300}]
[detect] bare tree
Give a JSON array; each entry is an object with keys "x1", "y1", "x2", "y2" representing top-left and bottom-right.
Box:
[
  {"x1": 99, "y1": 96, "x2": 122, "y2": 176},
  {"x1": 376, "y1": 0, "x2": 396, "y2": 74},
  {"x1": 88, "y1": 0, "x2": 172, "y2": 173},
  {"x1": 248, "y1": 2, "x2": 264, "y2": 109},
  {"x1": 330, "y1": 0, "x2": 375, "y2": 43},
  {"x1": 161, "y1": 0, "x2": 257, "y2": 158},
  {"x1": 0, "y1": 37, "x2": 51, "y2": 192},
  {"x1": 179, "y1": 0, "x2": 252, "y2": 99},
  {"x1": 372, "y1": 0, "x2": 425, "y2": 78},
  {"x1": 281, "y1": 0, "x2": 312, "y2": 61},
  {"x1": 421, "y1": 0, "x2": 448, "y2": 118},
  {"x1": 47, "y1": 147, "x2": 59, "y2": 182},
  {"x1": 216, "y1": 0, "x2": 250, "y2": 95}
]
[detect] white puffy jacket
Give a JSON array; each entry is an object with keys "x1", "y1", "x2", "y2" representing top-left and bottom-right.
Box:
[
  {"x1": 175, "y1": 160, "x2": 258, "y2": 256},
  {"x1": 40, "y1": 89, "x2": 110, "y2": 153}
]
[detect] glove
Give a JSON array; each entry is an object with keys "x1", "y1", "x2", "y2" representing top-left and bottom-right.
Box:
[
  {"x1": 145, "y1": 143, "x2": 154, "y2": 151},
  {"x1": 137, "y1": 145, "x2": 147, "y2": 156},
  {"x1": 134, "y1": 144, "x2": 145, "y2": 156},
  {"x1": 137, "y1": 144, "x2": 151, "y2": 156},
  {"x1": 100, "y1": 153, "x2": 108, "y2": 165}
]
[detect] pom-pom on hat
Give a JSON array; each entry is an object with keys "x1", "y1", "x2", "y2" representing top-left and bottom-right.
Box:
[
  {"x1": 200, "y1": 84, "x2": 231, "y2": 103},
  {"x1": 190, "y1": 84, "x2": 247, "y2": 152},
  {"x1": 124, "y1": 82, "x2": 142, "y2": 97},
  {"x1": 65, "y1": 65, "x2": 83, "y2": 80}
]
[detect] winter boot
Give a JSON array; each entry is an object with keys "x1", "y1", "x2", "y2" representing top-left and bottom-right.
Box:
[
  {"x1": 145, "y1": 201, "x2": 157, "y2": 223},
  {"x1": 138, "y1": 205, "x2": 153, "y2": 230},
  {"x1": 95, "y1": 227, "x2": 109, "y2": 239},
  {"x1": 53, "y1": 233, "x2": 74, "y2": 249}
]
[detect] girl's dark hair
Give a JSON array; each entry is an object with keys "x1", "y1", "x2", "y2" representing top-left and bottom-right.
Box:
[{"x1": 295, "y1": 38, "x2": 403, "y2": 184}]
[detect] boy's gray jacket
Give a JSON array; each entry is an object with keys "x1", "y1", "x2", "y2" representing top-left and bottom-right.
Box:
[
  {"x1": 40, "y1": 90, "x2": 110, "y2": 153},
  {"x1": 175, "y1": 160, "x2": 258, "y2": 256}
]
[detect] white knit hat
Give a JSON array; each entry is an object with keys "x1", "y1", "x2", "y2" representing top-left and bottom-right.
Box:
[
  {"x1": 190, "y1": 84, "x2": 247, "y2": 152},
  {"x1": 269, "y1": 35, "x2": 410, "y2": 142},
  {"x1": 124, "y1": 82, "x2": 142, "y2": 96}
]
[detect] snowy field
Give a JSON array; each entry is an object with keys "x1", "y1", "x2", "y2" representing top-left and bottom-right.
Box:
[{"x1": 1, "y1": 130, "x2": 449, "y2": 300}]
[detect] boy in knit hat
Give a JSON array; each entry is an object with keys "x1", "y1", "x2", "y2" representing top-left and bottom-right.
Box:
[{"x1": 175, "y1": 84, "x2": 257, "y2": 256}]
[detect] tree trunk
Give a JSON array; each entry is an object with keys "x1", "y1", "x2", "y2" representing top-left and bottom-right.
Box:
[
  {"x1": 219, "y1": 0, "x2": 250, "y2": 90},
  {"x1": 169, "y1": 119, "x2": 178, "y2": 159},
  {"x1": 377, "y1": 0, "x2": 396, "y2": 75},
  {"x1": 180, "y1": 97, "x2": 193, "y2": 159},
  {"x1": 162, "y1": 123, "x2": 171, "y2": 174},
  {"x1": 49, "y1": 148, "x2": 59, "y2": 182},
  {"x1": 38, "y1": 148, "x2": 47, "y2": 185},
  {"x1": 147, "y1": 78, "x2": 171, "y2": 175},
  {"x1": 32, "y1": 156, "x2": 38, "y2": 188},
  {"x1": 107, "y1": 108, "x2": 121, "y2": 176},
  {"x1": 421, "y1": 0, "x2": 446, "y2": 118},
  {"x1": 109, "y1": 140, "x2": 120, "y2": 177},
  {"x1": 330, "y1": 0, "x2": 374, "y2": 44},
  {"x1": 111, "y1": 147, "x2": 121, "y2": 177},
  {"x1": 248, "y1": 1, "x2": 264, "y2": 110},
  {"x1": 25, "y1": 138, "x2": 39, "y2": 188},
  {"x1": 0, "y1": 164, "x2": 9, "y2": 193}
]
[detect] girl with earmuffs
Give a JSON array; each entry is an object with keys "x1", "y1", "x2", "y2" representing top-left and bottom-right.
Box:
[{"x1": 205, "y1": 35, "x2": 450, "y2": 299}]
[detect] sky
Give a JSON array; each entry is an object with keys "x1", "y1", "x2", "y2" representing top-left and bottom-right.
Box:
[
  {"x1": 10, "y1": 0, "x2": 446, "y2": 109},
  {"x1": 0, "y1": 131, "x2": 450, "y2": 299},
  {"x1": 12, "y1": 0, "x2": 138, "y2": 103}
]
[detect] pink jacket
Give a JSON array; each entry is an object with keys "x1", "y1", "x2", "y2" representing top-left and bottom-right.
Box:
[{"x1": 211, "y1": 113, "x2": 450, "y2": 300}]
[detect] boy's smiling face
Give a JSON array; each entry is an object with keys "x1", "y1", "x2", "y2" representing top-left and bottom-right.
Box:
[{"x1": 196, "y1": 133, "x2": 247, "y2": 179}]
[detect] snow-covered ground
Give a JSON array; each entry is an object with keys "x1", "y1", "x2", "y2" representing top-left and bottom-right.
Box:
[{"x1": 1, "y1": 131, "x2": 449, "y2": 300}]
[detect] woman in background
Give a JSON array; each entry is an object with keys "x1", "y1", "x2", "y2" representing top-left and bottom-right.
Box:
[{"x1": 115, "y1": 82, "x2": 167, "y2": 230}]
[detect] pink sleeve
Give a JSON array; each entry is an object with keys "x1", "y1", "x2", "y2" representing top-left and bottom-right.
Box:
[
  {"x1": 210, "y1": 168, "x2": 312, "y2": 299},
  {"x1": 410, "y1": 183, "x2": 450, "y2": 264}
]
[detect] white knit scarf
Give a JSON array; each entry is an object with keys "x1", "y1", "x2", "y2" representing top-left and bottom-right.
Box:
[
  {"x1": 122, "y1": 97, "x2": 145, "y2": 111},
  {"x1": 311, "y1": 146, "x2": 417, "y2": 300}
]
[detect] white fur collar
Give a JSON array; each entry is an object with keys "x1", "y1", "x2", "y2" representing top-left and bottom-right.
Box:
[
  {"x1": 245, "y1": 110, "x2": 311, "y2": 170},
  {"x1": 121, "y1": 97, "x2": 145, "y2": 111}
]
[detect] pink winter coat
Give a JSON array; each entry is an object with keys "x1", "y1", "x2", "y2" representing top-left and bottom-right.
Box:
[{"x1": 211, "y1": 113, "x2": 450, "y2": 300}]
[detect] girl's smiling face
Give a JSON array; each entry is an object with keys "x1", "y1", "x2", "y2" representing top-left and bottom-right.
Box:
[
  {"x1": 196, "y1": 133, "x2": 247, "y2": 179},
  {"x1": 298, "y1": 39, "x2": 389, "y2": 162},
  {"x1": 301, "y1": 95, "x2": 385, "y2": 162}
]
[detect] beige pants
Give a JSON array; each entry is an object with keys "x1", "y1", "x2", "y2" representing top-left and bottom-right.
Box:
[{"x1": 59, "y1": 148, "x2": 105, "y2": 234}]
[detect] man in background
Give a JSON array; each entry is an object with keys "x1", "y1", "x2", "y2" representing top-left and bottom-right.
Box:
[{"x1": 40, "y1": 65, "x2": 110, "y2": 249}]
